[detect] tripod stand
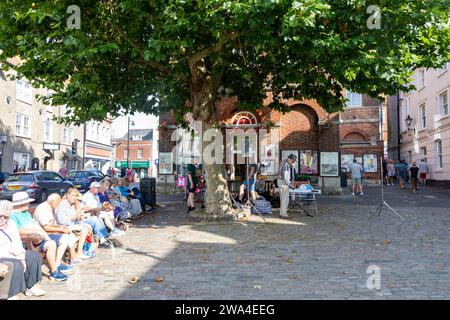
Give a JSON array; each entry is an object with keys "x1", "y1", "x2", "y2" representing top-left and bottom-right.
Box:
[{"x1": 369, "y1": 156, "x2": 405, "y2": 221}]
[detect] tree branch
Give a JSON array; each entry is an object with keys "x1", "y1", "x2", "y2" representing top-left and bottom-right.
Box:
[
  {"x1": 112, "y1": 24, "x2": 170, "y2": 75},
  {"x1": 189, "y1": 32, "x2": 240, "y2": 65}
]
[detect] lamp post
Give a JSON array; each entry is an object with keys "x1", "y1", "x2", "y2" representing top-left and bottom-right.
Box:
[
  {"x1": 0, "y1": 134, "x2": 8, "y2": 172},
  {"x1": 127, "y1": 117, "x2": 135, "y2": 169},
  {"x1": 405, "y1": 115, "x2": 415, "y2": 134}
]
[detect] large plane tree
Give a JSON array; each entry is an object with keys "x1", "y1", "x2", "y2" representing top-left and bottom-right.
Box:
[{"x1": 1, "y1": 0, "x2": 448, "y2": 218}]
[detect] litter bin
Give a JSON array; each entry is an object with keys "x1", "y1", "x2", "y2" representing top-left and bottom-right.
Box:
[
  {"x1": 140, "y1": 177, "x2": 156, "y2": 207},
  {"x1": 340, "y1": 168, "x2": 348, "y2": 188}
]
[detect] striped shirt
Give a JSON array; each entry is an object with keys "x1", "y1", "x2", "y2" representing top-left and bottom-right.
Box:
[{"x1": 278, "y1": 159, "x2": 292, "y2": 185}]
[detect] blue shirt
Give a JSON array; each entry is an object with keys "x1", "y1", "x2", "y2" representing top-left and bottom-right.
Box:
[
  {"x1": 10, "y1": 210, "x2": 40, "y2": 230},
  {"x1": 118, "y1": 186, "x2": 131, "y2": 197}
]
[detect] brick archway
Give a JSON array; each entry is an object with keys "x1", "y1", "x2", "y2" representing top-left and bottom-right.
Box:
[{"x1": 280, "y1": 104, "x2": 319, "y2": 150}]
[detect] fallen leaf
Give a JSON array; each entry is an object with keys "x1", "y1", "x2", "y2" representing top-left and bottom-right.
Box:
[
  {"x1": 254, "y1": 285, "x2": 262, "y2": 289},
  {"x1": 155, "y1": 276, "x2": 165, "y2": 283},
  {"x1": 415, "y1": 224, "x2": 421, "y2": 228},
  {"x1": 143, "y1": 287, "x2": 151, "y2": 291},
  {"x1": 286, "y1": 259, "x2": 295, "y2": 264},
  {"x1": 383, "y1": 240, "x2": 391, "y2": 246},
  {"x1": 128, "y1": 276, "x2": 140, "y2": 284}
]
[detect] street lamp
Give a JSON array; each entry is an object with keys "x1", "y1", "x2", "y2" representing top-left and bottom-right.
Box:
[
  {"x1": 0, "y1": 134, "x2": 7, "y2": 172},
  {"x1": 405, "y1": 115, "x2": 415, "y2": 134},
  {"x1": 127, "y1": 117, "x2": 135, "y2": 169}
]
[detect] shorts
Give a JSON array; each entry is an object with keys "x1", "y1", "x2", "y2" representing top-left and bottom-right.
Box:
[
  {"x1": 39, "y1": 234, "x2": 62, "y2": 252},
  {"x1": 420, "y1": 173, "x2": 427, "y2": 179},
  {"x1": 186, "y1": 183, "x2": 197, "y2": 193},
  {"x1": 242, "y1": 179, "x2": 256, "y2": 192},
  {"x1": 388, "y1": 172, "x2": 395, "y2": 177},
  {"x1": 352, "y1": 177, "x2": 362, "y2": 185}
]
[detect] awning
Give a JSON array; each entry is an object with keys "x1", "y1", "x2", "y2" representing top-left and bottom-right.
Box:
[{"x1": 115, "y1": 160, "x2": 150, "y2": 169}]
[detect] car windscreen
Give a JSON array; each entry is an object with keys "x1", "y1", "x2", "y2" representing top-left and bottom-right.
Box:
[
  {"x1": 6, "y1": 174, "x2": 35, "y2": 182},
  {"x1": 68, "y1": 171, "x2": 90, "y2": 178}
]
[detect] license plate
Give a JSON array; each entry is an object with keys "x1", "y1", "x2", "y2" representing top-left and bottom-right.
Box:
[
  {"x1": 8, "y1": 185, "x2": 22, "y2": 191},
  {"x1": 75, "y1": 185, "x2": 81, "y2": 188}
]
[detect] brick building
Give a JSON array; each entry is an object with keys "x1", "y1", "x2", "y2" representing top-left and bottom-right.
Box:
[
  {"x1": 113, "y1": 129, "x2": 154, "y2": 175},
  {"x1": 158, "y1": 91, "x2": 384, "y2": 194}
]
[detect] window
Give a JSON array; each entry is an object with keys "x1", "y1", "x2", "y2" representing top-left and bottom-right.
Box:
[
  {"x1": 439, "y1": 90, "x2": 448, "y2": 116},
  {"x1": 438, "y1": 62, "x2": 448, "y2": 75},
  {"x1": 137, "y1": 149, "x2": 143, "y2": 159},
  {"x1": 63, "y1": 127, "x2": 74, "y2": 144},
  {"x1": 418, "y1": 69, "x2": 425, "y2": 89},
  {"x1": 419, "y1": 103, "x2": 426, "y2": 129},
  {"x1": 421, "y1": 147, "x2": 427, "y2": 158},
  {"x1": 123, "y1": 149, "x2": 128, "y2": 159},
  {"x1": 12, "y1": 152, "x2": 30, "y2": 172},
  {"x1": 15, "y1": 113, "x2": 31, "y2": 137},
  {"x1": 435, "y1": 140, "x2": 442, "y2": 168},
  {"x1": 16, "y1": 79, "x2": 32, "y2": 104},
  {"x1": 345, "y1": 91, "x2": 362, "y2": 107}
]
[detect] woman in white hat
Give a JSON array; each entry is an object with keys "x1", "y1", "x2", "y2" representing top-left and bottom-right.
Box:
[{"x1": 0, "y1": 200, "x2": 47, "y2": 298}]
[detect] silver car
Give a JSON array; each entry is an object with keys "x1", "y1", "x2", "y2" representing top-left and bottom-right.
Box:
[{"x1": 0, "y1": 171, "x2": 74, "y2": 203}]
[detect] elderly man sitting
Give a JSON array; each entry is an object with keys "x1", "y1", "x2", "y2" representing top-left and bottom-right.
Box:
[
  {"x1": 56, "y1": 188, "x2": 113, "y2": 249},
  {"x1": 34, "y1": 193, "x2": 91, "y2": 263},
  {"x1": 9, "y1": 192, "x2": 70, "y2": 282},
  {"x1": 82, "y1": 182, "x2": 124, "y2": 237},
  {"x1": 0, "y1": 200, "x2": 47, "y2": 299}
]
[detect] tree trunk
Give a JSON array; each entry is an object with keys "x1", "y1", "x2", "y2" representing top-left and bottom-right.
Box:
[
  {"x1": 188, "y1": 58, "x2": 235, "y2": 220},
  {"x1": 201, "y1": 122, "x2": 235, "y2": 220}
]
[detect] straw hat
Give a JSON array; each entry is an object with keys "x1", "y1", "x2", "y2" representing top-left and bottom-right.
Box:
[{"x1": 11, "y1": 192, "x2": 35, "y2": 206}]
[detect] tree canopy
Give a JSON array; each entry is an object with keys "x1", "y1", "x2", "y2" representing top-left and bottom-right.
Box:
[{"x1": 1, "y1": 0, "x2": 449, "y2": 126}]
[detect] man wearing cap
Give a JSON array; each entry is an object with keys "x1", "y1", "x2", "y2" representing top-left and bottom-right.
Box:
[
  {"x1": 277, "y1": 154, "x2": 297, "y2": 219},
  {"x1": 9, "y1": 192, "x2": 70, "y2": 282},
  {"x1": 82, "y1": 182, "x2": 124, "y2": 237},
  {"x1": 56, "y1": 188, "x2": 112, "y2": 248},
  {"x1": 0, "y1": 200, "x2": 47, "y2": 299}
]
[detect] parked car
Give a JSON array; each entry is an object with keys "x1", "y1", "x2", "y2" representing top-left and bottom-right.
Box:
[
  {"x1": 0, "y1": 171, "x2": 74, "y2": 202},
  {"x1": 66, "y1": 170, "x2": 105, "y2": 192}
]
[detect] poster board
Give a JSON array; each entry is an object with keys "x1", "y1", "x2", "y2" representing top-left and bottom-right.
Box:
[
  {"x1": 363, "y1": 154, "x2": 378, "y2": 173},
  {"x1": 281, "y1": 150, "x2": 299, "y2": 172},
  {"x1": 320, "y1": 152, "x2": 339, "y2": 177},
  {"x1": 299, "y1": 150, "x2": 318, "y2": 174},
  {"x1": 158, "y1": 152, "x2": 174, "y2": 175},
  {"x1": 340, "y1": 154, "x2": 354, "y2": 171}
]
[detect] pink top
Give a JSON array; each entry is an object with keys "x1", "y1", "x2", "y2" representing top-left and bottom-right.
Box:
[{"x1": 0, "y1": 219, "x2": 26, "y2": 266}]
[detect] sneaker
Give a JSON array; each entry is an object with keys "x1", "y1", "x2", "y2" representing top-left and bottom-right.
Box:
[
  {"x1": 7, "y1": 294, "x2": 20, "y2": 300},
  {"x1": 25, "y1": 285, "x2": 47, "y2": 297},
  {"x1": 57, "y1": 264, "x2": 74, "y2": 274},
  {"x1": 351, "y1": 193, "x2": 355, "y2": 196},
  {"x1": 111, "y1": 229, "x2": 125, "y2": 237},
  {"x1": 360, "y1": 193, "x2": 364, "y2": 196},
  {"x1": 279, "y1": 215, "x2": 292, "y2": 219},
  {"x1": 49, "y1": 270, "x2": 68, "y2": 282},
  {"x1": 98, "y1": 242, "x2": 112, "y2": 249}
]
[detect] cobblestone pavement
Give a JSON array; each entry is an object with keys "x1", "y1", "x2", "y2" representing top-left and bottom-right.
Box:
[{"x1": 24, "y1": 183, "x2": 450, "y2": 300}]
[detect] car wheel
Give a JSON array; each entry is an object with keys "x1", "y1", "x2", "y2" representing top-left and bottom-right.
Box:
[{"x1": 39, "y1": 189, "x2": 48, "y2": 203}]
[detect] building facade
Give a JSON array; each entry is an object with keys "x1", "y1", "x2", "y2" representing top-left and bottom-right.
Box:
[
  {"x1": 0, "y1": 59, "x2": 112, "y2": 175},
  {"x1": 158, "y1": 91, "x2": 384, "y2": 193},
  {"x1": 389, "y1": 63, "x2": 450, "y2": 187},
  {"x1": 84, "y1": 120, "x2": 113, "y2": 174},
  {"x1": 113, "y1": 129, "x2": 154, "y2": 175}
]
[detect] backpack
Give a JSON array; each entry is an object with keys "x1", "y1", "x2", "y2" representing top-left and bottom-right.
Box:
[{"x1": 251, "y1": 196, "x2": 272, "y2": 215}]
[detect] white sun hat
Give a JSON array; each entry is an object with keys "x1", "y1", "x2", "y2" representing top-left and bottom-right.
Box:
[{"x1": 11, "y1": 192, "x2": 35, "y2": 206}]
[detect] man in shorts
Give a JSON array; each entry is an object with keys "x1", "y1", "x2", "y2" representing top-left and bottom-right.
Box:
[
  {"x1": 9, "y1": 192, "x2": 70, "y2": 281},
  {"x1": 418, "y1": 159, "x2": 429, "y2": 185},
  {"x1": 350, "y1": 159, "x2": 363, "y2": 196}
]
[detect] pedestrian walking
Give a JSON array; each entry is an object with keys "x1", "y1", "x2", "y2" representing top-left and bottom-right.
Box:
[
  {"x1": 386, "y1": 159, "x2": 396, "y2": 185},
  {"x1": 186, "y1": 157, "x2": 199, "y2": 213},
  {"x1": 396, "y1": 160, "x2": 408, "y2": 190},
  {"x1": 120, "y1": 167, "x2": 126, "y2": 178},
  {"x1": 58, "y1": 164, "x2": 68, "y2": 178},
  {"x1": 409, "y1": 161, "x2": 420, "y2": 193},
  {"x1": 350, "y1": 159, "x2": 363, "y2": 196},
  {"x1": 418, "y1": 159, "x2": 429, "y2": 185}
]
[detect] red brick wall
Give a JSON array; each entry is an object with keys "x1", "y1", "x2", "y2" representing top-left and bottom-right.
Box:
[
  {"x1": 115, "y1": 140, "x2": 152, "y2": 161},
  {"x1": 279, "y1": 104, "x2": 319, "y2": 150}
]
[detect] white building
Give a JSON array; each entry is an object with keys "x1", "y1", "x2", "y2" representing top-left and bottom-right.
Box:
[{"x1": 399, "y1": 62, "x2": 450, "y2": 186}]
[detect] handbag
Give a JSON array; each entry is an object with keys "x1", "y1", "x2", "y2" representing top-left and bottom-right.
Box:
[{"x1": 251, "y1": 197, "x2": 272, "y2": 215}]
